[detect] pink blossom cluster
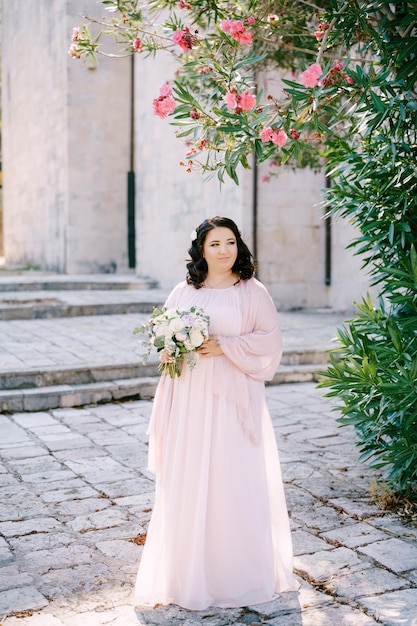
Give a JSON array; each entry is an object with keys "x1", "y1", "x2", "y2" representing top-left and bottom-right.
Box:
[
  {"x1": 319, "y1": 61, "x2": 354, "y2": 87},
  {"x1": 314, "y1": 22, "x2": 329, "y2": 41},
  {"x1": 68, "y1": 44, "x2": 81, "y2": 59},
  {"x1": 259, "y1": 127, "x2": 288, "y2": 147},
  {"x1": 220, "y1": 19, "x2": 253, "y2": 45},
  {"x1": 68, "y1": 27, "x2": 83, "y2": 58},
  {"x1": 299, "y1": 63, "x2": 323, "y2": 88},
  {"x1": 153, "y1": 83, "x2": 176, "y2": 118},
  {"x1": 133, "y1": 37, "x2": 142, "y2": 51},
  {"x1": 173, "y1": 27, "x2": 195, "y2": 51},
  {"x1": 224, "y1": 89, "x2": 256, "y2": 113}
]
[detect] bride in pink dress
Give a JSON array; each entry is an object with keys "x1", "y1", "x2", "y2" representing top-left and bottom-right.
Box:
[{"x1": 135, "y1": 216, "x2": 299, "y2": 610}]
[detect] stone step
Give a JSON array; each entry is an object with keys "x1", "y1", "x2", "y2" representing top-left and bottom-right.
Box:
[
  {"x1": 0, "y1": 347, "x2": 330, "y2": 392},
  {"x1": 0, "y1": 286, "x2": 170, "y2": 320},
  {"x1": 0, "y1": 296, "x2": 159, "y2": 320},
  {"x1": 0, "y1": 274, "x2": 158, "y2": 292},
  {"x1": 0, "y1": 363, "x2": 327, "y2": 413}
]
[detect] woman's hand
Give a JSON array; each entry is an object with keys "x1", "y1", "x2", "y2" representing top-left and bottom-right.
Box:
[
  {"x1": 198, "y1": 337, "x2": 223, "y2": 358},
  {"x1": 159, "y1": 348, "x2": 174, "y2": 364}
]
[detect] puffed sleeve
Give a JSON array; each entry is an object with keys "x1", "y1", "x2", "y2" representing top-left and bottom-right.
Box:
[
  {"x1": 163, "y1": 281, "x2": 187, "y2": 308},
  {"x1": 217, "y1": 278, "x2": 282, "y2": 381}
]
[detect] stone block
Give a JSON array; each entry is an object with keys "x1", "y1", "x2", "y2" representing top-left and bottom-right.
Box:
[
  {"x1": 292, "y1": 530, "x2": 335, "y2": 556},
  {"x1": 19, "y1": 544, "x2": 98, "y2": 574},
  {"x1": 59, "y1": 382, "x2": 117, "y2": 408},
  {"x1": 94, "y1": 476, "x2": 153, "y2": 499},
  {"x1": 20, "y1": 469, "x2": 76, "y2": 484},
  {"x1": 0, "y1": 517, "x2": 62, "y2": 537},
  {"x1": 325, "y1": 567, "x2": 409, "y2": 599},
  {"x1": 38, "y1": 562, "x2": 112, "y2": 599},
  {"x1": 23, "y1": 386, "x2": 73, "y2": 411},
  {"x1": 95, "y1": 538, "x2": 141, "y2": 564},
  {"x1": 321, "y1": 521, "x2": 389, "y2": 548},
  {"x1": 9, "y1": 532, "x2": 74, "y2": 554},
  {"x1": 41, "y1": 485, "x2": 99, "y2": 503},
  {"x1": 12, "y1": 412, "x2": 59, "y2": 427},
  {"x1": 0, "y1": 391, "x2": 24, "y2": 413},
  {"x1": 0, "y1": 586, "x2": 48, "y2": 613},
  {"x1": 359, "y1": 538, "x2": 417, "y2": 573},
  {"x1": 358, "y1": 588, "x2": 417, "y2": 626},
  {"x1": 0, "y1": 547, "x2": 15, "y2": 566},
  {"x1": 56, "y1": 497, "x2": 111, "y2": 517},
  {"x1": 266, "y1": 604, "x2": 380, "y2": 625},
  {"x1": 38, "y1": 434, "x2": 91, "y2": 452},
  {"x1": 328, "y1": 496, "x2": 382, "y2": 519},
  {"x1": 294, "y1": 547, "x2": 371, "y2": 583},
  {"x1": 69, "y1": 507, "x2": 130, "y2": 533},
  {"x1": 0, "y1": 564, "x2": 34, "y2": 591},
  {"x1": 64, "y1": 456, "x2": 136, "y2": 483}
]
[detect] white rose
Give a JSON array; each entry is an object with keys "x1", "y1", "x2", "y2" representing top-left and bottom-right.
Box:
[
  {"x1": 164, "y1": 308, "x2": 179, "y2": 319},
  {"x1": 169, "y1": 318, "x2": 185, "y2": 333},
  {"x1": 155, "y1": 323, "x2": 170, "y2": 337},
  {"x1": 189, "y1": 329, "x2": 204, "y2": 348}
]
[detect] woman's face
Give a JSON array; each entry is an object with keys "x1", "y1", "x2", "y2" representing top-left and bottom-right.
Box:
[{"x1": 203, "y1": 226, "x2": 238, "y2": 273}]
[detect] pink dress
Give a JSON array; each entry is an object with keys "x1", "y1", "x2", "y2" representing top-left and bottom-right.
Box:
[{"x1": 134, "y1": 277, "x2": 299, "y2": 610}]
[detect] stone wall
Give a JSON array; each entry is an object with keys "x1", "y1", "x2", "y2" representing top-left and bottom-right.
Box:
[{"x1": 2, "y1": 0, "x2": 130, "y2": 273}]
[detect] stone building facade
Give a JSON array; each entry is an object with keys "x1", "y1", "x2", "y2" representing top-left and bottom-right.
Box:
[{"x1": 1, "y1": 0, "x2": 373, "y2": 310}]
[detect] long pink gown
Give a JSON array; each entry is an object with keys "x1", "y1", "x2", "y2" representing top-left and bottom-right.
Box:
[{"x1": 134, "y1": 277, "x2": 299, "y2": 610}]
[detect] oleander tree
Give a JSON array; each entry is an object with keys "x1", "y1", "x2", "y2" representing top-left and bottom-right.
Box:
[{"x1": 72, "y1": 0, "x2": 417, "y2": 499}]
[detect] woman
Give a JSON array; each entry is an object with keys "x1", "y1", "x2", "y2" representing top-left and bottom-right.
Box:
[{"x1": 135, "y1": 216, "x2": 299, "y2": 610}]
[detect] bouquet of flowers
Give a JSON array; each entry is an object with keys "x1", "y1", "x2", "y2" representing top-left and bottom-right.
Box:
[{"x1": 134, "y1": 306, "x2": 210, "y2": 378}]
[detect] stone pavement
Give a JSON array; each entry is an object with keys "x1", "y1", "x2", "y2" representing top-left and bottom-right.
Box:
[{"x1": 0, "y1": 383, "x2": 416, "y2": 626}]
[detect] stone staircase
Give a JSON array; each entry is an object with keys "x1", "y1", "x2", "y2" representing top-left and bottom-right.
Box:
[{"x1": 0, "y1": 272, "x2": 340, "y2": 412}]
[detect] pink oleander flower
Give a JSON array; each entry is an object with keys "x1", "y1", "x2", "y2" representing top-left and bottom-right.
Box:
[
  {"x1": 221, "y1": 19, "x2": 253, "y2": 45},
  {"x1": 153, "y1": 83, "x2": 176, "y2": 118},
  {"x1": 160, "y1": 82, "x2": 172, "y2": 97},
  {"x1": 334, "y1": 60, "x2": 343, "y2": 72},
  {"x1": 224, "y1": 90, "x2": 256, "y2": 112},
  {"x1": 239, "y1": 91, "x2": 256, "y2": 110},
  {"x1": 220, "y1": 19, "x2": 233, "y2": 32},
  {"x1": 173, "y1": 27, "x2": 194, "y2": 51},
  {"x1": 289, "y1": 129, "x2": 300, "y2": 140},
  {"x1": 346, "y1": 76, "x2": 355, "y2": 85},
  {"x1": 72, "y1": 27, "x2": 80, "y2": 42},
  {"x1": 314, "y1": 30, "x2": 324, "y2": 40},
  {"x1": 260, "y1": 126, "x2": 275, "y2": 142},
  {"x1": 259, "y1": 127, "x2": 288, "y2": 147},
  {"x1": 133, "y1": 37, "x2": 142, "y2": 51},
  {"x1": 68, "y1": 44, "x2": 81, "y2": 59},
  {"x1": 153, "y1": 96, "x2": 176, "y2": 118},
  {"x1": 267, "y1": 14, "x2": 279, "y2": 23},
  {"x1": 261, "y1": 175, "x2": 270, "y2": 183},
  {"x1": 245, "y1": 16, "x2": 255, "y2": 24},
  {"x1": 236, "y1": 30, "x2": 254, "y2": 45},
  {"x1": 272, "y1": 129, "x2": 288, "y2": 147},
  {"x1": 224, "y1": 91, "x2": 238, "y2": 110},
  {"x1": 178, "y1": 0, "x2": 191, "y2": 8},
  {"x1": 299, "y1": 63, "x2": 323, "y2": 88}
]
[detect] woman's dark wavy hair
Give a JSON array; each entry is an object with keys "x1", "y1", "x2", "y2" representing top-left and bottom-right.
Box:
[{"x1": 186, "y1": 216, "x2": 255, "y2": 288}]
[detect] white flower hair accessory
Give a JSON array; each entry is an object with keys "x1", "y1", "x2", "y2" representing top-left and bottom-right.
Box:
[{"x1": 190, "y1": 229, "x2": 197, "y2": 241}]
